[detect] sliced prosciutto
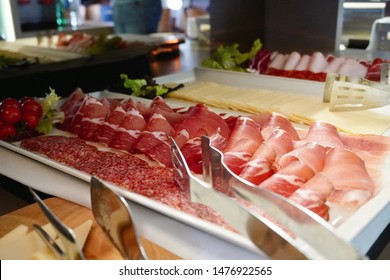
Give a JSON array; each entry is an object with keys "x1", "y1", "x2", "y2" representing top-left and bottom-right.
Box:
[
  {"x1": 260, "y1": 112, "x2": 300, "y2": 141},
  {"x1": 133, "y1": 113, "x2": 174, "y2": 167},
  {"x1": 222, "y1": 117, "x2": 263, "y2": 175},
  {"x1": 94, "y1": 105, "x2": 126, "y2": 146},
  {"x1": 66, "y1": 95, "x2": 96, "y2": 135},
  {"x1": 323, "y1": 147, "x2": 375, "y2": 209},
  {"x1": 288, "y1": 172, "x2": 333, "y2": 221},
  {"x1": 172, "y1": 104, "x2": 231, "y2": 148},
  {"x1": 181, "y1": 132, "x2": 228, "y2": 175},
  {"x1": 109, "y1": 107, "x2": 147, "y2": 152},
  {"x1": 303, "y1": 121, "x2": 344, "y2": 149},
  {"x1": 78, "y1": 97, "x2": 110, "y2": 141},
  {"x1": 258, "y1": 142, "x2": 327, "y2": 197},
  {"x1": 239, "y1": 128, "x2": 294, "y2": 185},
  {"x1": 149, "y1": 96, "x2": 186, "y2": 127},
  {"x1": 56, "y1": 88, "x2": 86, "y2": 131}
]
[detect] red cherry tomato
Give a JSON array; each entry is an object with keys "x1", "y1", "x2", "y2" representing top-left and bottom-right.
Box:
[
  {"x1": 22, "y1": 112, "x2": 40, "y2": 129},
  {"x1": 0, "y1": 98, "x2": 21, "y2": 110},
  {"x1": 21, "y1": 99, "x2": 43, "y2": 118},
  {"x1": 0, "y1": 106, "x2": 22, "y2": 125},
  {"x1": 19, "y1": 96, "x2": 36, "y2": 104},
  {"x1": 0, "y1": 124, "x2": 17, "y2": 141}
]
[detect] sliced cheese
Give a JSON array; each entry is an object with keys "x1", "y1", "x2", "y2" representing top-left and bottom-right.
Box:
[
  {"x1": 0, "y1": 220, "x2": 93, "y2": 260},
  {"x1": 0, "y1": 224, "x2": 29, "y2": 246},
  {"x1": 31, "y1": 219, "x2": 93, "y2": 260},
  {"x1": 0, "y1": 223, "x2": 56, "y2": 260}
]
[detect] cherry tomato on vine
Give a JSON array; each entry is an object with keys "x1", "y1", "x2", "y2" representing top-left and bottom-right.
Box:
[
  {"x1": 0, "y1": 98, "x2": 21, "y2": 110},
  {"x1": 0, "y1": 123, "x2": 17, "y2": 141},
  {"x1": 0, "y1": 106, "x2": 22, "y2": 125},
  {"x1": 21, "y1": 99, "x2": 43, "y2": 118},
  {"x1": 22, "y1": 112, "x2": 40, "y2": 129}
]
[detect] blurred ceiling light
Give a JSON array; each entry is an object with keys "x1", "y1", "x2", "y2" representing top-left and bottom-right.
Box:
[
  {"x1": 166, "y1": 0, "x2": 183, "y2": 10},
  {"x1": 344, "y1": 2, "x2": 386, "y2": 9}
]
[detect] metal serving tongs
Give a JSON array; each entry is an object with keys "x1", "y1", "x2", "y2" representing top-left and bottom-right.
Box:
[
  {"x1": 171, "y1": 137, "x2": 313, "y2": 259},
  {"x1": 323, "y1": 63, "x2": 390, "y2": 111},
  {"x1": 90, "y1": 177, "x2": 148, "y2": 260},
  {"x1": 29, "y1": 188, "x2": 85, "y2": 260},
  {"x1": 200, "y1": 136, "x2": 364, "y2": 260}
]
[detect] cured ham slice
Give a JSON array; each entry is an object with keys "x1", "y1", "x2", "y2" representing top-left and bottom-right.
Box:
[
  {"x1": 338, "y1": 58, "x2": 368, "y2": 78},
  {"x1": 109, "y1": 107, "x2": 147, "y2": 152},
  {"x1": 283, "y1": 52, "x2": 301, "y2": 71},
  {"x1": 304, "y1": 121, "x2": 344, "y2": 149},
  {"x1": 308, "y1": 52, "x2": 328, "y2": 73},
  {"x1": 323, "y1": 57, "x2": 345, "y2": 73},
  {"x1": 172, "y1": 104, "x2": 231, "y2": 149},
  {"x1": 239, "y1": 128, "x2": 294, "y2": 185},
  {"x1": 149, "y1": 96, "x2": 186, "y2": 127},
  {"x1": 222, "y1": 117, "x2": 263, "y2": 175},
  {"x1": 181, "y1": 132, "x2": 228, "y2": 174},
  {"x1": 294, "y1": 54, "x2": 311, "y2": 71},
  {"x1": 260, "y1": 113, "x2": 300, "y2": 141},
  {"x1": 133, "y1": 113, "x2": 174, "y2": 167},
  {"x1": 323, "y1": 147, "x2": 375, "y2": 209},
  {"x1": 56, "y1": 88, "x2": 86, "y2": 131},
  {"x1": 94, "y1": 105, "x2": 126, "y2": 146},
  {"x1": 288, "y1": 173, "x2": 333, "y2": 221},
  {"x1": 278, "y1": 142, "x2": 327, "y2": 173},
  {"x1": 78, "y1": 97, "x2": 110, "y2": 141},
  {"x1": 67, "y1": 95, "x2": 95, "y2": 135},
  {"x1": 258, "y1": 142, "x2": 327, "y2": 197},
  {"x1": 124, "y1": 97, "x2": 151, "y2": 118},
  {"x1": 267, "y1": 53, "x2": 287, "y2": 70}
]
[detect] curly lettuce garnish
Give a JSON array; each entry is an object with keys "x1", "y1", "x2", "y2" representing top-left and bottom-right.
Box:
[
  {"x1": 120, "y1": 74, "x2": 183, "y2": 99},
  {"x1": 201, "y1": 39, "x2": 262, "y2": 72},
  {"x1": 36, "y1": 88, "x2": 63, "y2": 134}
]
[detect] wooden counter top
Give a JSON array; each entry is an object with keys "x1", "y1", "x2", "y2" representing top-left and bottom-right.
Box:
[{"x1": 0, "y1": 197, "x2": 180, "y2": 260}]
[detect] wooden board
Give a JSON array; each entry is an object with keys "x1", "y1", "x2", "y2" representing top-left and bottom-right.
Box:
[{"x1": 0, "y1": 197, "x2": 180, "y2": 260}]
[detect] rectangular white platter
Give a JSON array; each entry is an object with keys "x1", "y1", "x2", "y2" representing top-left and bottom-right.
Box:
[{"x1": 1, "y1": 67, "x2": 389, "y2": 259}]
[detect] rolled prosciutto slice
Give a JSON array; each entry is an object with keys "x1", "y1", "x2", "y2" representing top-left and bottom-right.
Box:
[
  {"x1": 239, "y1": 128, "x2": 294, "y2": 185},
  {"x1": 133, "y1": 113, "x2": 174, "y2": 167},
  {"x1": 94, "y1": 105, "x2": 127, "y2": 146},
  {"x1": 172, "y1": 104, "x2": 231, "y2": 149},
  {"x1": 258, "y1": 142, "x2": 327, "y2": 197},
  {"x1": 109, "y1": 107, "x2": 147, "y2": 152},
  {"x1": 222, "y1": 117, "x2": 264, "y2": 175},
  {"x1": 308, "y1": 52, "x2": 328, "y2": 73},
  {"x1": 283, "y1": 52, "x2": 301, "y2": 71},
  {"x1": 181, "y1": 132, "x2": 228, "y2": 175},
  {"x1": 78, "y1": 97, "x2": 110, "y2": 141},
  {"x1": 260, "y1": 113, "x2": 300, "y2": 141},
  {"x1": 67, "y1": 95, "x2": 97, "y2": 135},
  {"x1": 323, "y1": 147, "x2": 375, "y2": 209},
  {"x1": 288, "y1": 172, "x2": 333, "y2": 221},
  {"x1": 149, "y1": 96, "x2": 186, "y2": 128},
  {"x1": 304, "y1": 121, "x2": 344, "y2": 149},
  {"x1": 56, "y1": 88, "x2": 86, "y2": 131}
]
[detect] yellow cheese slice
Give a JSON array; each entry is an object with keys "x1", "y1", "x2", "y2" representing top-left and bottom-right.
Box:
[
  {"x1": 0, "y1": 224, "x2": 29, "y2": 246},
  {"x1": 0, "y1": 220, "x2": 92, "y2": 260}
]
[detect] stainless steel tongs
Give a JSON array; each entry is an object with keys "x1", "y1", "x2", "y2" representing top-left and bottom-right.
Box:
[
  {"x1": 170, "y1": 136, "x2": 364, "y2": 259},
  {"x1": 323, "y1": 63, "x2": 390, "y2": 111},
  {"x1": 29, "y1": 188, "x2": 85, "y2": 260},
  {"x1": 171, "y1": 137, "x2": 310, "y2": 259},
  {"x1": 199, "y1": 136, "x2": 364, "y2": 260}
]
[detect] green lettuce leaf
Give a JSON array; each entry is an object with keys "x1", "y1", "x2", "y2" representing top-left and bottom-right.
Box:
[{"x1": 201, "y1": 39, "x2": 262, "y2": 72}]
